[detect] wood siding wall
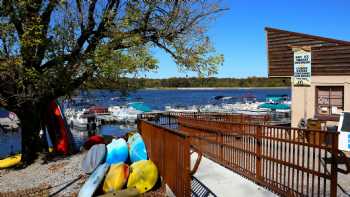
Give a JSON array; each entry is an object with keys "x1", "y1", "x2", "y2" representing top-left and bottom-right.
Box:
[{"x1": 266, "y1": 27, "x2": 350, "y2": 77}]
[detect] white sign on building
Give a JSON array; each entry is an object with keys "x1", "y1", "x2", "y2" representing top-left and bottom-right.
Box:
[
  {"x1": 338, "y1": 112, "x2": 350, "y2": 151},
  {"x1": 293, "y1": 48, "x2": 311, "y2": 86}
]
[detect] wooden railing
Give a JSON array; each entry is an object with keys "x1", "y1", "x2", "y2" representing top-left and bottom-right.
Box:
[
  {"x1": 138, "y1": 111, "x2": 271, "y2": 127},
  {"x1": 138, "y1": 119, "x2": 191, "y2": 197},
  {"x1": 178, "y1": 117, "x2": 339, "y2": 197}
]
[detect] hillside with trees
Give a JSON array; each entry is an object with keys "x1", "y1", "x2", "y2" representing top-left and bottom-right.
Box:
[{"x1": 84, "y1": 77, "x2": 290, "y2": 90}]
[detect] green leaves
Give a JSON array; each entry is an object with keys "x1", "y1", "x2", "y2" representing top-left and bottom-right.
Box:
[
  {"x1": 0, "y1": 0, "x2": 226, "y2": 108},
  {"x1": 94, "y1": 44, "x2": 158, "y2": 80}
]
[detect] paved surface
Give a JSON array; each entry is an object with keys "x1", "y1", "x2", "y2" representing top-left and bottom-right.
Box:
[{"x1": 191, "y1": 153, "x2": 277, "y2": 197}]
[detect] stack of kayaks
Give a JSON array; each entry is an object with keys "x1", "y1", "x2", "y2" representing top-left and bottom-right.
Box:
[{"x1": 78, "y1": 132, "x2": 159, "y2": 197}]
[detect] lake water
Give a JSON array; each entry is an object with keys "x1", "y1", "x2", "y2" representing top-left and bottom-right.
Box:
[
  {"x1": 0, "y1": 88, "x2": 291, "y2": 158},
  {"x1": 73, "y1": 88, "x2": 291, "y2": 110}
]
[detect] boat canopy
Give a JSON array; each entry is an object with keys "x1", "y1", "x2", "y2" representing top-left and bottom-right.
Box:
[
  {"x1": 128, "y1": 102, "x2": 151, "y2": 112},
  {"x1": 266, "y1": 95, "x2": 289, "y2": 102},
  {"x1": 258, "y1": 103, "x2": 290, "y2": 110}
]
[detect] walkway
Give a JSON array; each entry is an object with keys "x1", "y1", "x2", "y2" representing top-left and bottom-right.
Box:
[{"x1": 191, "y1": 153, "x2": 276, "y2": 197}]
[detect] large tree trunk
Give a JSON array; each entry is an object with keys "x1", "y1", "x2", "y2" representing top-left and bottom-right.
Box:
[{"x1": 15, "y1": 103, "x2": 45, "y2": 165}]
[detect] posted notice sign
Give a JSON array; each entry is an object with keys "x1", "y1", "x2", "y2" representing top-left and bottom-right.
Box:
[{"x1": 293, "y1": 49, "x2": 311, "y2": 86}]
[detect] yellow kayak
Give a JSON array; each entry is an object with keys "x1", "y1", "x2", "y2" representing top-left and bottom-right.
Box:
[
  {"x1": 0, "y1": 154, "x2": 21, "y2": 169},
  {"x1": 97, "y1": 188, "x2": 139, "y2": 197},
  {"x1": 127, "y1": 160, "x2": 158, "y2": 194},
  {"x1": 103, "y1": 163, "x2": 129, "y2": 193}
]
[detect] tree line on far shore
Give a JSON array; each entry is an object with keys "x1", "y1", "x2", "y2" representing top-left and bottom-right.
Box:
[{"x1": 84, "y1": 77, "x2": 291, "y2": 91}]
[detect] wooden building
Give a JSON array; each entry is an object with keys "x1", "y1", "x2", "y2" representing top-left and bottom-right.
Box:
[{"x1": 265, "y1": 27, "x2": 350, "y2": 127}]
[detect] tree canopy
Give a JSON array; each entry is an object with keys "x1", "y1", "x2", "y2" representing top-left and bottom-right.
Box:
[
  {"x1": 0, "y1": 0, "x2": 225, "y2": 110},
  {"x1": 0, "y1": 0, "x2": 225, "y2": 161}
]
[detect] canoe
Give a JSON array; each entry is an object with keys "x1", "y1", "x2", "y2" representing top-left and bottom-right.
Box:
[
  {"x1": 78, "y1": 163, "x2": 110, "y2": 197},
  {"x1": 0, "y1": 154, "x2": 21, "y2": 169},
  {"x1": 106, "y1": 139, "x2": 128, "y2": 164},
  {"x1": 128, "y1": 133, "x2": 147, "y2": 163},
  {"x1": 127, "y1": 160, "x2": 158, "y2": 194},
  {"x1": 103, "y1": 163, "x2": 129, "y2": 193},
  {"x1": 81, "y1": 144, "x2": 106, "y2": 174}
]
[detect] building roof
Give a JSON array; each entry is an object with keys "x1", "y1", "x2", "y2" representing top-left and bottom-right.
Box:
[{"x1": 265, "y1": 27, "x2": 350, "y2": 46}]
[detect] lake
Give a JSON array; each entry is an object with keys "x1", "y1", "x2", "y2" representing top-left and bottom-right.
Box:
[
  {"x1": 73, "y1": 88, "x2": 291, "y2": 110},
  {"x1": 0, "y1": 88, "x2": 291, "y2": 158}
]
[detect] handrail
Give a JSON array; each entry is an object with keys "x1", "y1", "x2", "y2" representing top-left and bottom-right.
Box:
[
  {"x1": 138, "y1": 118, "x2": 188, "y2": 137},
  {"x1": 179, "y1": 116, "x2": 339, "y2": 134}
]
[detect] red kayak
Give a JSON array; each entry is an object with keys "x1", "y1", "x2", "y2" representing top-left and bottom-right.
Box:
[
  {"x1": 83, "y1": 135, "x2": 105, "y2": 150},
  {"x1": 48, "y1": 100, "x2": 69, "y2": 154}
]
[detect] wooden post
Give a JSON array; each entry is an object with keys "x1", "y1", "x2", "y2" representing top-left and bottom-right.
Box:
[
  {"x1": 330, "y1": 133, "x2": 339, "y2": 197},
  {"x1": 168, "y1": 114, "x2": 171, "y2": 126},
  {"x1": 256, "y1": 125, "x2": 262, "y2": 182},
  {"x1": 219, "y1": 132, "x2": 224, "y2": 162}
]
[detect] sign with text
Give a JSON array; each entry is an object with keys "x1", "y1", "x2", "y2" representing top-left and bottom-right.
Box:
[{"x1": 293, "y1": 49, "x2": 311, "y2": 86}]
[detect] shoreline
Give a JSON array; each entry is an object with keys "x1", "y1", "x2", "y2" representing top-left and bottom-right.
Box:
[
  {"x1": 78, "y1": 87, "x2": 291, "y2": 92},
  {"x1": 143, "y1": 87, "x2": 290, "y2": 90}
]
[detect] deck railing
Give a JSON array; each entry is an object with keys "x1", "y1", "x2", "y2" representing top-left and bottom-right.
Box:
[
  {"x1": 178, "y1": 117, "x2": 339, "y2": 197},
  {"x1": 138, "y1": 119, "x2": 191, "y2": 197},
  {"x1": 138, "y1": 111, "x2": 271, "y2": 126}
]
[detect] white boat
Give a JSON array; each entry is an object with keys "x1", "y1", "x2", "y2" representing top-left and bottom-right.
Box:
[
  {"x1": 109, "y1": 106, "x2": 142, "y2": 122},
  {"x1": 66, "y1": 110, "x2": 88, "y2": 129},
  {"x1": 165, "y1": 105, "x2": 198, "y2": 113}
]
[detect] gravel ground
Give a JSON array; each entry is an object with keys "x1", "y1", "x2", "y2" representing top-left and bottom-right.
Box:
[{"x1": 0, "y1": 152, "x2": 87, "y2": 196}]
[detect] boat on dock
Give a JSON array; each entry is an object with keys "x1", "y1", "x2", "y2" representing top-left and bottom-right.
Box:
[{"x1": 258, "y1": 95, "x2": 291, "y2": 112}]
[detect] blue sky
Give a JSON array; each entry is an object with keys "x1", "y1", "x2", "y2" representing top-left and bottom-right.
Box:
[{"x1": 146, "y1": 0, "x2": 350, "y2": 78}]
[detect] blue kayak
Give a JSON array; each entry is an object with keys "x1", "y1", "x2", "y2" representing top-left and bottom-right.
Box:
[
  {"x1": 128, "y1": 133, "x2": 147, "y2": 163},
  {"x1": 78, "y1": 163, "x2": 110, "y2": 197},
  {"x1": 106, "y1": 138, "x2": 128, "y2": 164}
]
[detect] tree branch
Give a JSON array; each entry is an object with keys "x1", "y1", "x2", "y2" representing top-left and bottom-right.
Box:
[
  {"x1": 152, "y1": 38, "x2": 179, "y2": 60},
  {"x1": 33, "y1": 0, "x2": 58, "y2": 68},
  {"x1": 169, "y1": 8, "x2": 228, "y2": 37},
  {"x1": 40, "y1": 0, "x2": 100, "y2": 70},
  {"x1": 72, "y1": 0, "x2": 98, "y2": 55},
  {"x1": 75, "y1": 0, "x2": 84, "y2": 31},
  {"x1": 3, "y1": 0, "x2": 24, "y2": 36},
  {"x1": 84, "y1": 0, "x2": 120, "y2": 54},
  {"x1": 41, "y1": 0, "x2": 57, "y2": 29}
]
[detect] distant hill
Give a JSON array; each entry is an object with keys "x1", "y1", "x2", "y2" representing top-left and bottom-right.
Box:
[{"x1": 84, "y1": 77, "x2": 290, "y2": 90}]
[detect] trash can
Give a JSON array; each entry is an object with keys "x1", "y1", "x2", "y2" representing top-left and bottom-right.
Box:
[{"x1": 325, "y1": 126, "x2": 338, "y2": 146}]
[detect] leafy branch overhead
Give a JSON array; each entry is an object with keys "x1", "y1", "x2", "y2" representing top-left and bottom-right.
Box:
[{"x1": 0, "y1": 0, "x2": 226, "y2": 108}]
